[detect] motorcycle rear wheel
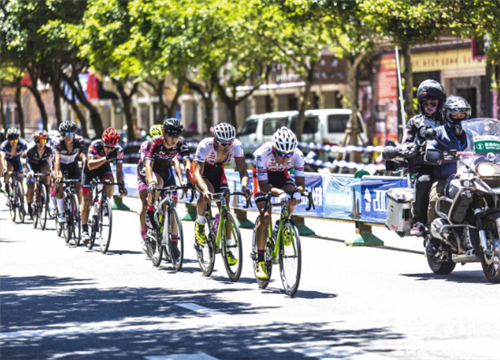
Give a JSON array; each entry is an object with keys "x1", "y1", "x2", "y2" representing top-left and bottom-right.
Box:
[
  {"x1": 426, "y1": 239, "x2": 456, "y2": 275},
  {"x1": 480, "y1": 213, "x2": 500, "y2": 283}
]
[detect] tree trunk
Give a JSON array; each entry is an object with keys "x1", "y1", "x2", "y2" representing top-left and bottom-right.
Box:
[
  {"x1": 495, "y1": 63, "x2": 500, "y2": 118},
  {"x1": 114, "y1": 80, "x2": 139, "y2": 141},
  {"x1": 295, "y1": 65, "x2": 315, "y2": 142},
  {"x1": 167, "y1": 77, "x2": 185, "y2": 119},
  {"x1": 187, "y1": 78, "x2": 214, "y2": 136},
  {"x1": 14, "y1": 79, "x2": 25, "y2": 137},
  {"x1": 402, "y1": 44, "x2": 414, "y2": 122},
  {"x1": 60, "y1": 90, "x2": 89, "y2": 138},
  {"x1": 27, "y1": 83, "x2": 48, "y2": 132},
  {"x1": 155, "y1": 78, "x2": 165, "y2": 123},
  {"x1": 0, "y1": 90, "x2": 7, "y2": 130},
  {"x1": 52, "y1": 84, "x2": 63, "y2": 127}
]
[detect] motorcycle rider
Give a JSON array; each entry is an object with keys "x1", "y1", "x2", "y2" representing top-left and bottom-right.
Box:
[
  {"x1": 425, "y1": 95, "x2": 472, "y2": 256},
  {"x1": 403, "y1": 79, "x2": 447, "y2": 235}
]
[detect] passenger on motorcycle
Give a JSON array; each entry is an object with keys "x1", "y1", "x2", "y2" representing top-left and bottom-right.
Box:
[
  {"x1": 403, "y1": 80, "x2": 447, "y2": 236},
  {"x1": 81, "y1": 127, "x2": 127, "y2": 243},
  {"x1": 25, "y1": 130, "x2": 53, "y2": 219},
  {"x1": 1, "y1": 128, "x2": 28, "y2": 197},
  {"x1": 138, "y1": 119, "x2": 191, "y2": 257},
  {"x1": 425, "y1": 95, "x2": 472, "y2": 255},
  {"x1": 252, "y1": 127, "x2": 305, "y2": 279},
  {"x1": 190, "y1": 122, "x2": 250, "y2": 265},
  {"x1": 53, "y1": 121, "x2": 87, "y2": 223}
]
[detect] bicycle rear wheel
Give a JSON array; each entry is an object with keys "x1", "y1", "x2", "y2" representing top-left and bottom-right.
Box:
[
  {"x1": 9, "y1": 184, "x2": 16, "y2": 222},
  {"x1": 33, "y1": 187, "x2": 40, "y2": 229},
  {"x1": 88, "y1": 215, "x2": 97, "y2": 250},
  {"x1": 167, "y1": 207, "x2": 184, "y2": 271},
  {"x1": 195, "y1": 220, "x2": 215, "y2": 276},
  {"x1": 70, "y1": 195, "x2": 81, "y2": 246},
  {"x1": 17, "y1": 185, "x2": 26, "y2": 223},
  {"x1": 98, "y1": 198, "x2": 113, "y2": 254},
  {"x1": 39, "y1": 184, "x2": 48, "y2": 230},
  {"x1": 251, "y1": 216, "x2": 273, "y2": 289},
  {"x1": 221, "y1": 212, "x2": 243, "y2": 282},
  {"x1": 63, "y1": 196, "x2": 73, "y2": 244},
  {"x1": 279, "y1": 220, "x2": 302, "y2": 297}
]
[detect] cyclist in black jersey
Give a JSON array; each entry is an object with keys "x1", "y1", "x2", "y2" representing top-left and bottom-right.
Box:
[
  {"x1": 25, "y1": 130, "x2": 53, "y2": 219},
  {"x1": 1, "y1": 128, "x2": 28, "y2": 197}
]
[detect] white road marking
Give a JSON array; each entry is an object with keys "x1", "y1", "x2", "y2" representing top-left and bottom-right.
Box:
[
  {"x1": 294, "y1": 346, "x2": 393, "y2": 359},
  {"x1": 175, "y1": 303, "x2": 226, "y2": 316},
  {"x1": 144, "y1": 355, "x2": 220, "y2": 360}
]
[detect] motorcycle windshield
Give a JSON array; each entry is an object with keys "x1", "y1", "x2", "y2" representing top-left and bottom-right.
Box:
[{"x1": 460, "y1": 118, "x2": 500, "y2": 172}]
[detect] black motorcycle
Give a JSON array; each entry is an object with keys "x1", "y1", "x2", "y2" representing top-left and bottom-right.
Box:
[{"x1": 385, "y1": 118, "x2": 500, "y2": 283}]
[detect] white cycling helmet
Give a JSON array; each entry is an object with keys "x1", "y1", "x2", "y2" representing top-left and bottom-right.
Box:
[
  {"x1": 213, "y1": 122, "x2": 236, "y2": 143},
  {"x1": 272, "y1": 127, "x2": 297, "y2": 153}
]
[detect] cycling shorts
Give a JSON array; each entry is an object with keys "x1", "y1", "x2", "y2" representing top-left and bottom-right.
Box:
[
  {"x1": 61, "y1": 162, "x2": 81, "y2": 181},
  {"x1": 137, "y1": 167, "x2": 176, "y2": 195},
  {"x1": 6, "y1": 158, "x2": 23, "y2": 173},
  {"x1": 82, "y1": 162, "x2": 113, "y2": 195},
  {"x1": 190, "y1": 162, "x2": 228, "y2": 194},
  {"x1": 252, "y1": 166, "x2": 296, "y2": 203}
]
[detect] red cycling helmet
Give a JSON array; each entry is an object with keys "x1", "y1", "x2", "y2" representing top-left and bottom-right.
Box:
[
  {"x1": 33, "y1": 130, "x2": 48, "y2": 141},
  {"x1": 102, "y1": 127, "x2": 120, "y2": 146}
]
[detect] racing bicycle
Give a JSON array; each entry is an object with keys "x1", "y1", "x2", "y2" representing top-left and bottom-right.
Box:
[
  {"x1": 6, "y1": 171, "x2": 26, "y2": 223},
  {"x1": 194, "y1": 189, "x2": 250, "y2": 282},
  {"x1": 251, "y1": 191, "x2": 314, "y2": 297},
  {"x1": 55, "y1": 177, "x2": 81, "y2": 246},
  {"x1": 30, "y1": 173, "x2": 50, "y2": 230}
]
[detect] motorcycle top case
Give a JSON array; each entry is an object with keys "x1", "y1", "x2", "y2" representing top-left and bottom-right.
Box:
[{"x1": 386, "y1": 187, "x2": 414, "y2": 237}]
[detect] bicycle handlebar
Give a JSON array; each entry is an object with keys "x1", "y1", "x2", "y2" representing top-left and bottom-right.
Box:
[
  {"x1": 211, "y1": 189, "x2": 252, "y2": 209},
  {"x1": 263, "y1": 191, "x2": 315, "y2": 212},
  {"x1": 32, "y1": 173, "x2": 51, "y2": 177},
  {"x1": 154, "y1": 184, "x2": 195, "y2": 203}
]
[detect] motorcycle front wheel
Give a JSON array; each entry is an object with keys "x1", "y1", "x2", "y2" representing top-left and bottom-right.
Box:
[
  {"x1": 426, "y1": 238, "x2": 456, "y2": 275},
  {"x1": 480, "y1": 213, "x2": 500, "y2": 283}
]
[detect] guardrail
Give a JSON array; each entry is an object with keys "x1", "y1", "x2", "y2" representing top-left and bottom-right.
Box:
[{"x1": 113, "y1": 163, "x2": 408, "y2": 247}]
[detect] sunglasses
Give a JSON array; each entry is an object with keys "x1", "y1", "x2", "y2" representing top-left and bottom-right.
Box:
[
  {"x1": 9, "y1": 139, "x2": 19, "y2": 143},
  {"x1": 165, "y1": 132, "x2": 181, "y2": 139},
  {"x1": 277, "y1": 151, "x2": 293, "y2": 158},
  {"x1": 217, "y1": 141, "x2": 233, "y2": 148},
  {"x1": 423, "y1": 101, "x2": 438, "y2": 108},
  {"x1": 64, "y1": 132, "x2": 75, "y2": 137},
  {"x1": 104, "y1": 145, "x2": 116, "y2": 149},
  {"x1": 36, "y1": 139, "x2": 47, "y2": 144}
]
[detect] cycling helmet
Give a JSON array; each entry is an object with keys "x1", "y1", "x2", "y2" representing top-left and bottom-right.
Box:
[
  {"x1": 163, "y1": 117, "x2": 183, "y2": 134},
  {"x1": 150, "y1": 124, "x2": 163, "y2": 137},
  {"x1": 59, "y1": 120, "x2": 77, "y2": 134},
  {"x1": 102, "y1": 127, "x2": 120, "y2": 146},
  {"x1": 443, "y1": 95, "x2": 471, "y2": 135},
  {"x1": 7, "y1": 128, "x2": 20, "y2": 140},
  {"x1": 213, "y1": 123, "x2": 236, "y2": 143},
  {"x1": 33, "y1": 130, "x2": 48, "y2": 141},
  {"x1": 416, "y1": 79, "x2": 446, "y2": 116},
  {"x1": 272, "y1": 127, "x2": 297, "y2": 153}
]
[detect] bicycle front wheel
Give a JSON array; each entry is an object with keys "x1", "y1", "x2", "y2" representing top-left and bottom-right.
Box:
[
  {"x1": 98, "y1": 198, "x2": 113, "y2": 254},
  {"x1": 33, "y1": 188, "x2": 39, "y2": 229},
  {"x1": 9, "y1": 185, "x2": 16, "y2": 222},
  {"x1": 279, "y1": 220, "x2": 302, "y2": 297},
  {"x1": 63, "y1": 196, "x2": 73, "y2": 244},
  {"x1": 168, "y1": 207, "x2": 184, "y2": 272},
  {"x1": 195, "y1": 220, "x2": 215, "y2": 276},
  {"x1": 251, "y1": 216, "x2": 273, "y2": 289},
  {"x1": 39, "y1": 184, "x2": 48, "y2": 230},
  {"x1": 70, "y1": 195, "x2": 81, "y2": 247},
  {"x1": 17, "y1": 185, "x2": 26, "y2": 223},
  {"x1": 221, "y1": 212, "x2": 243, "y2": 282}
]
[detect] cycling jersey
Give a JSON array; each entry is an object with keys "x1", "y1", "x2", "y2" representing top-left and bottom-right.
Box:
[
  {"x1": 139, "y1": 135, "x2": 190, "y2": 176},
  {"x1": 0, "y1": 139, "x2": 28, "y2": 161},
  {"x1": 253, "y1": 142, "x2": 305, "y2": 181},
  {"x1": 88, "y1": 139, "x2": 124, "y2": 163},
  {"x1": 194, "y1": 138, "x2": 244, "y2": 172},
  {"x1": 25, "y1": 143, "x2": 53, "y2": 172},
  {"x1": 52, "y1": 135, "x2": 86, "y2": 164}
]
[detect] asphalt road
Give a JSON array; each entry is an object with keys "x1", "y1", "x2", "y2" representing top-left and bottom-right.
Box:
[{"x1": 1, "y1": 194, "x2": 499, "y2": 360}]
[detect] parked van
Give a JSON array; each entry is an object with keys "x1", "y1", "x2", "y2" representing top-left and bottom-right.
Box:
[{"x1": 237, "y1": 109, "x2": 367, "y2": 155}]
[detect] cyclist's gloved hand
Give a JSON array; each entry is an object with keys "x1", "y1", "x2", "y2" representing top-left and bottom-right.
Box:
[
  {"x1": 2, "y1": 169, "x2": 7, "y2": 176},
  {"x1": 292, "y1": 192, "x2": 302, "y2": 201},
  {"x1": 27, "y1": 171, "x2": 34, "y2": 179},
  {"x1": 119, "y1": 184, "x2": 127, "y2": 195},
  {"x1": 106, "y1": 150, "x2": 118, "y2": 161},
  {"x1": 242, "y1": 185, "x2": 251, "y2": 199},
  {"x1": 147, "y1": 182, "x2": 156, "y2": 194},
  {"x1": 278, "y1": 192, "x2": 290, "y2": 203},
  {"x1": 55, "y1": 176, "x2": 62, "y2": 185}
]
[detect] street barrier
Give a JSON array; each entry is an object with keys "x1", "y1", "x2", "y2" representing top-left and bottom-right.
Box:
[{"x1": 113, "y1": 163, "x2": 408, "y2": 246}]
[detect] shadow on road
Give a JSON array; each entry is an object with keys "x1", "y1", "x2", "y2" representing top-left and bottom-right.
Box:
[
  {"x1": 401, "y1": 270, "x2": 494, "y2": 284},
  {"x1": 0, "y1": 274, "x2": 403, "y2": 360}
]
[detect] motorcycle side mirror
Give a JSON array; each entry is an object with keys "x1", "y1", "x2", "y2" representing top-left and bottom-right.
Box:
[
  {"x1": 425, "y1": 129, "x2": 436, "y2": 140},
  {"x1": 425, "y1": 148, "x2": 444, "y2": 165}
]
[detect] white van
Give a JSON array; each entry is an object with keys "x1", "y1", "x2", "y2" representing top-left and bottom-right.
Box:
[{"x1": 237, "y1": 109, "x2": 367, "y2": 155}]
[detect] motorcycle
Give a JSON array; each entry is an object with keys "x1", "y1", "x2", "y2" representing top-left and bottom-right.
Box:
[{"x1": 384, "y1": 118, "x2": 500, "y2": 283}]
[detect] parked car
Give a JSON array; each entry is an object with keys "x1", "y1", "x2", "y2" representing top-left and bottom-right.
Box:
[{"x1": 237, "y1": 109, "x2": 368, "y2": 156}]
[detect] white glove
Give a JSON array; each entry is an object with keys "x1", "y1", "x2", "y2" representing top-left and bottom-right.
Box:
[
  {"x1": 292, "y1": 192, "x2": 302, "y2": 201},
  {"x1": 278, "y1": 192, "x2": 290, "y2": 203}
]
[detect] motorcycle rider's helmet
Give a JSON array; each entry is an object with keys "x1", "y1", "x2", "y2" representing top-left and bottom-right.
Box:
[
  {"x1": 272, "y1": 127, "x2": 297, "y2": 154},
  {"x1": 7, "y1": 128, "x2": 20, "y2": 140},
  {"x1": 416, "y1": 79, "x2": 446, "y2": 118},
  {"x1": 443, "y1": 95, "x2": 471, "y2": 136}
]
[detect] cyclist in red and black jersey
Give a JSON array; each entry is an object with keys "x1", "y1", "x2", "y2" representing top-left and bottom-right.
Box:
[
  {"x1": 80, "y1": 127, "x2": 127, "y2": 243},
  {"x1": 139, "y1": 118, "x2": 191, "y2": 257}
]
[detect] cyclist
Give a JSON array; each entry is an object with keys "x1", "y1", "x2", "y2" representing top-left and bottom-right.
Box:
[
  {"x1": 252, "y1": 127, "x2": 305, "y2": 279},
  {"x1": 190, "y1": 122, "x2": 250, "y2": 265},
  {"x1": 139, "y1": 118, "x2": 191, "y2": 257},
  {"x1": 81, "y1": 127, "x2": 127, "y2": 243},
  {"x1": 53, "y1": 120, "x2": 87, "y2": 223},
  {"x1": 25, "y1": 130, "x2": 53, "y2": 219},
  {"x1": 1, "y1": 128, "x2": 28, "y2": 198}
]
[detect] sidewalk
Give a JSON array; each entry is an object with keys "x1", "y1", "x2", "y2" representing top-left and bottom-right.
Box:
[{"x1": 117, "y1": 196, "x2": 424, "y2": 254}]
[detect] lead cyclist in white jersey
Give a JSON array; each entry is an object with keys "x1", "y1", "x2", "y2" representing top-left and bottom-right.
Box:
[{"x1": 252, "y1": 127, "x2": 305, "y2": 279}]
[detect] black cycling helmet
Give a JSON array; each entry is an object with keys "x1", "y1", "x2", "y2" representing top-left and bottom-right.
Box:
[
  {"x1": 162, "y1": 117, "x2": 183, "y2": 135},
  {"x1": 59, "y1": 120, "x2": 77, "y2": 134},
  {"x1": 7, "y1": 128, "x2": 20, "y2": 140},
  {"x1": 443, "y1": 95, "x2": 471, "y2": 135},
  {"x1": 416, "y1": 79, "x2": 446, "y2": 117}
]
